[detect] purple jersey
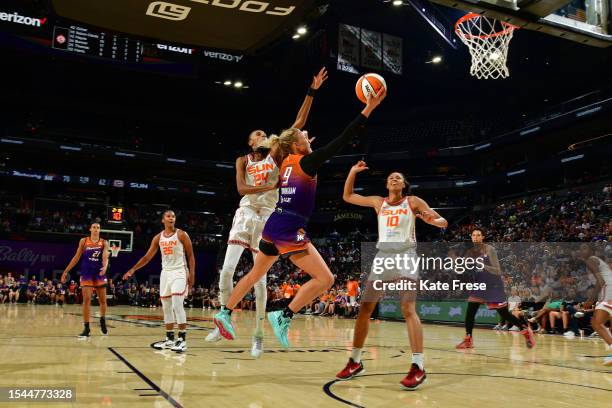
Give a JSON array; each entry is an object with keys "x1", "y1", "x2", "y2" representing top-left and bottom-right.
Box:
[
  {"x1": 80, "y1": 237, "x2": 105, "y2": 272},
  {"x1": 277, "y1": 154, "x2": 317, "y2": 219}
]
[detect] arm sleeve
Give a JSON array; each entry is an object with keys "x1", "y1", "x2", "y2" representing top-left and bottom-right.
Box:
[{"x1": 299, "y1": 114, "x2": 368, "y2": 177}]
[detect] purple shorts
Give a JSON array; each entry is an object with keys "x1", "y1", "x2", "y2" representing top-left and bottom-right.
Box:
[
  {"x1": 80, "y1": 269, "x2": 107, "y2": 288},
  {"x1": 261, "y1": 211, "x2": 310, "y2": 256}
]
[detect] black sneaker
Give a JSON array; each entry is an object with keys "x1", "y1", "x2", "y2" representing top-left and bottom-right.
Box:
[
  {"x1": 78, "y1": 326, "x2": 90, "y2": 339},
  {"x1": 100, "y1": 318, "x2": 108, "y2": 335}
]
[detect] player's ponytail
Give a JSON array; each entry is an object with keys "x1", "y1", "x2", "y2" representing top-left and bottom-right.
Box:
[{"x1": 260, "y1": 129, "x2": 300, "y2": 158}]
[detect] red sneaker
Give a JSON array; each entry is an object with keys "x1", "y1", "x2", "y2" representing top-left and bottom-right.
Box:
[
  {"x1": 520, "y1": 326, "x2": 536, "y2": 348},
  {"x1": 400, "y1": 363, "x2": 426, "y2": 390},
  {"x1": 455, "y1": 335, "x2": 474, "y2": 349},
  {"x1": 336, "y1": 358, "x2": 365, "y2": 380}
]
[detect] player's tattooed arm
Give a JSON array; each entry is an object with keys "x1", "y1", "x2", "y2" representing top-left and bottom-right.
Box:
[
  {"x1": 411, "y1": 196, "x2": 448, "y2": 229},
  {"x1": 123, "y1": 234, "x2": 160, "y2": 280},
  {"x1": 343, "y1": 161, "x2": 383, "y2": 210},
  {"x1": 180, "y1": 230, "x2": 196, "y2": 288},
  {"x1": 236, "y1": 156, "x2": 277, "y2": 195},
  {"x1": 61, "y1": 238, "x2": 85, "y2": 283}
]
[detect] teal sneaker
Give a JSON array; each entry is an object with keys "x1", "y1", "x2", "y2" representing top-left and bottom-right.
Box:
[
  {"x1": 267, "y1": 310, "x2": 291, "y2": 348},
  {"x1": 213, "y1": 308, "x2": 236, "y2": 340}
]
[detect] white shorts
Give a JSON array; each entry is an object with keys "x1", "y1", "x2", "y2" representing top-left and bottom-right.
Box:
[
  {"x1": 595, "y1": 301, "x2": 612, "y2": 316},
  {"x1": 160, "y1": 269, "x2": 187, "y2": 299},
  {"x1": 368, "y1": 248, "x2": 420, "y2": 282},
  {"x1": 228, "y1": 206, "x2": 273, "y2": 252}
]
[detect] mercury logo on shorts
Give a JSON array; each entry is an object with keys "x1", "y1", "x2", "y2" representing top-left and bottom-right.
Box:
[
  {"x1": 0, "y1": 11, "x2": 47, "y2": 27},
  {"x1": 146, "y1": 1, "x2": 297, "y2": 22}
]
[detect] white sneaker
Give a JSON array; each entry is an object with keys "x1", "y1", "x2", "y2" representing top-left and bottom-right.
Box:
[
  {"x1": 153, "y1": 339, "x2": 175, "y2": 350},
  {"x1": 574, "y1": 312, "x2": 584, "y2": 318},
  {"x1": 604, "y1": 355, "x2": 612, "y2": 367},
  {"x1": 590, "y1": 332, "x2": 600, "y2": 338},
  {"x1": 493, "y1": 324, "x2": 502, "y2": 330},
  {"x1": 509, "y1": 326, "x2": 520, "y2": 332},
  {"x1": 205, "y1": 327, "x2": 223, "y2": 342},
  {"x1": 171, "y1": 339, "x2": 187, "y2": 353},
  {"x1": 501, "y1": 325, "x2": 509, "y2": 331},
  {"x1": 563, "y1": 331, "x2": 575, "y2": 338},
  {"x1": 251, "y1": 336, "x2": 264, "y2": 359}
]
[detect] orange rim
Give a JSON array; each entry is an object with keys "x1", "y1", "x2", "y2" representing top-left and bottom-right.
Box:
[{"x1": 455, "y1": 12, "x2": 518, "y2": 40}]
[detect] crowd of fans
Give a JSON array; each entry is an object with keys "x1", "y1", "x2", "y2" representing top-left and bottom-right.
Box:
[{"x1": 1, "y1": 185, "x2": 610, "y2": 337}]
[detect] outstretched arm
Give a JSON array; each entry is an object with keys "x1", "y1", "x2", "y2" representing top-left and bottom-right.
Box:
[
  {"x1": 300, "y1": 89, "x2": 386, "y2": 177},
  {"x1": 123, "y1": 234, "x2": 160, "y2": 280},
  {"x1": 343, "y1": 160, "x2": 384, "y2": 210},
  {"x1": 290, "y1": 67, "x2": 328, "y2": 129},
  {"x1": 410, "y1": 196, "x2": 448, "y2": 229}
]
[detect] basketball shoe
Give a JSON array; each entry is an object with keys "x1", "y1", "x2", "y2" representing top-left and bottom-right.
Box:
[
  {"x1": 171, "y1": 339, "x2": 187, "y2": 353},
  {"x1": 100, "y1": 317, "x2": 108, "y2": 335},
  {"x1": 520, "y1": 326, "x2": 536, "y2": 348},
  {"x1": 213, "y1": 308, "x2": 236, "y2": 340},
  {"x1": 153, "y1": 338, "x2": 175, "y2": 350},
  {"x1": 267, "y1": 310, "x2": 291, "y2": 347},
  {"x1": 456, "y1": 335, "x2": 473, "y2": 349},
  {"x1": 205, "y1": 327, "x2": 222, "y2": 342},
  {"x1": 251, "y1": 336, "x2": 264, "y2": 358},
  {"x1": 336, "y1": 358, "x2": 365, "y2": 380},
  {"x1": 400, "y1": 363, "x2": 426, "y2": 390}
]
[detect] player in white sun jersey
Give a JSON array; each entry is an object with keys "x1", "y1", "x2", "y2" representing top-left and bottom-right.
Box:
[
  {"x1": 124, "y1": 210, "x2": 195, "y2": 353},
  {"x1": 580, "y1": 244, "x2": 612, "y2": 366},
  {"x1": 336, "y1": 161, "x2": 447, "y2": 391},
  {"x1": 206, "y1": 68, "x2": 328, "y2": 358}
]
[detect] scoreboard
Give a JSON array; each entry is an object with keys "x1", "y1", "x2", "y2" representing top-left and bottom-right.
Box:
[
  {"x1": 107, "y1": 206, "x2": 125, "y2": 224},
  {"x1": 52, "y1": 25, "x2": 143, "y2": 63}
]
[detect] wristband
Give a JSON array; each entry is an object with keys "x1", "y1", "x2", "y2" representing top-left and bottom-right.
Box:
[{"x1": 307, "y1": 87, "x2": 317, "y2": 97}]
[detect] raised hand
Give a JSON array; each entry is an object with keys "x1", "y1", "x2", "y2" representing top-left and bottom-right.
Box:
[
  {"x1": 350, "y1": 160, "x2": 369, "y2": 174},
  {"x1": 311, "y1": 67, "x2": 328, "y2": 90}
]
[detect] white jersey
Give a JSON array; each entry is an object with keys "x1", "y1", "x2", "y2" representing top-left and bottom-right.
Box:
[
  {"x1": 377, "y1": 197, "x2": 416, "y2": 250},
  {"x1": 239, "y1": 153, "x2": 279, "y2": 211},
  {"x1": 591, "y1": 256, "x2": 612, "y2": 301},
  {"x1": 159, "y1": 229, "x2": 187, "y2": 272}
]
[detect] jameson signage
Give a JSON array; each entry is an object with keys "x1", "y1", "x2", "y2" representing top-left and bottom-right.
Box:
[
  {"x1": 51, "y1": 0, "x2": 316, "y2": 51},
  {"x1": 379, "y1": 300, "x2": 499, "y2": 324}
]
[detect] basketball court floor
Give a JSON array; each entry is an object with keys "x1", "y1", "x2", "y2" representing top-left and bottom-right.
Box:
[{"x1": 0, "y1": 304, "x2": 610, "y2": 407}]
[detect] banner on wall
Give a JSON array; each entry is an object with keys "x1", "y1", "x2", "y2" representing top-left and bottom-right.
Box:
[
  {"x1": 379, "y1": 300, "x2": 499, "y2": 324},
  {"x1": 0, "y1": 240, "x2": 215, "y2": 285}
]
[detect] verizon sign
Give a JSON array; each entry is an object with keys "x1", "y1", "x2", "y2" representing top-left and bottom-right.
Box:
[
  {"x1": 51, "y1": 0, "x2": 315, "y2": 51},
  {"x1": 0, "y1": 11, "x2": 47, "y2": 27}
]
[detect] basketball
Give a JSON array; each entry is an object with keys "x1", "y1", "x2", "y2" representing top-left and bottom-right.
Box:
[{"x1": 355, "y1": 73, "x2": 387, "y2": 104}]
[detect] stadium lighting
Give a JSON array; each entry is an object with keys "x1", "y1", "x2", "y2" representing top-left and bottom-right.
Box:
[
  {"x1": 393, "y1": 0, "x2": 403, "y2": 5},
  {"x1": 223, "y1": 80, "x2": 232, "y2": 86},
  {"x1": 234, "y1": 81, "x2": 243, "y2": 88},
  {"x1": 297, "y1": 26, "x2": 307, "y2": 35},
  {"x1": 432, "y1": 55, "x2": 442, "y2": 64},
  {"x1": 292, "y1": 33, "x2": 301, "y2": 39}
]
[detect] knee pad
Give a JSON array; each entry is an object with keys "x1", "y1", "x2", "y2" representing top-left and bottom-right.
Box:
[{"x1": 259, "y1": 239, "x2": 279, "y2": 256}]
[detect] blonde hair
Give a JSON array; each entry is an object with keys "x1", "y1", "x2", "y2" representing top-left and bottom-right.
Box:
[{"x1": 258, "y1": 128, "x2": 301, "y2": 157}]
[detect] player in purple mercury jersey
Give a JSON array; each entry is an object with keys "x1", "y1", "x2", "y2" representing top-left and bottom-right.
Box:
[
  {"x1": 61, "y1": 222, "x2": 109, "y2": 338},
  {"x1": 213, "y1": 88, "x2": 386, "y2": 347}
]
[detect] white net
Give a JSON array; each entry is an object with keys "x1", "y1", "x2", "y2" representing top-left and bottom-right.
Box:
[
  {"x1": 110, "y1": 246, "x2": 121, "y2": 258},
  {"x1": 455, "y1": 13, "x2": 518, "y2": 80}
]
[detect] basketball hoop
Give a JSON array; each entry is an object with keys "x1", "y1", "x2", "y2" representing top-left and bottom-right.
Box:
[
  {"x1": 110, "y1": 245, "x2": 120, "y2": 258},
  {"x1": 455, "y1": 13, "x2": 518, "y2": 79}
]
